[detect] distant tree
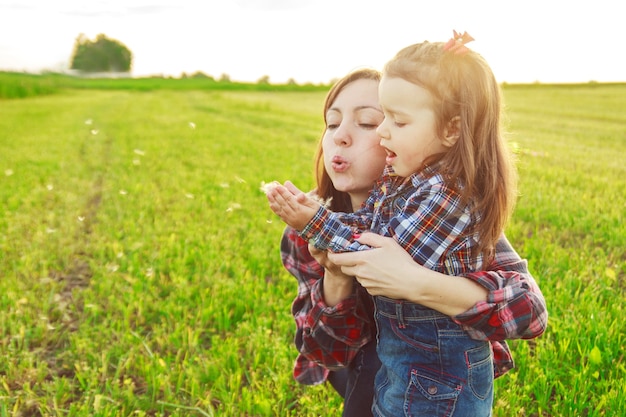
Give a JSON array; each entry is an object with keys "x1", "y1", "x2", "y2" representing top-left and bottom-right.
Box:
[
  {"x1": 257, "y1": 75, "x2": 270, "y2": 84},
  {"x1": 70, "y1": 34, "x2": 132, "y2": 73},
  {"x1": 191, "y1": 71, "x2": 213, "y2": 80},
  {"x1": 219, "y1": 73, "x2": 231, "y2": 82}
]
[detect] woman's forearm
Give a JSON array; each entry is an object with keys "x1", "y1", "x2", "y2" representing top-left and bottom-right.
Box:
[
  {"x1": 322, "y1": 270, "x2": 355, "y2": 307},
  {"x1": 398, "y1": 262, "x2": 489, "y2": 316}
]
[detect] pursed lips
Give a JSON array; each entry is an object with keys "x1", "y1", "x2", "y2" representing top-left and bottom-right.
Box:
[{"x1": 331, "y1": 155, "x2": 350, "y2": 172}]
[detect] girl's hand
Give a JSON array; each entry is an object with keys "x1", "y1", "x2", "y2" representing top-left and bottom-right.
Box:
[{"x1": 266, "y1": 181, "x2": 320, "y2": 230}]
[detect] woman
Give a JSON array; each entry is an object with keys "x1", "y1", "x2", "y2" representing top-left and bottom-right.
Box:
[{"x1": 278, "y1": 68, "x2": 547, "y2": 416}]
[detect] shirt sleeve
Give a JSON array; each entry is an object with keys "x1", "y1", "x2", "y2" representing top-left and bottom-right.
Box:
[
  {"x1": 452, "y1": 234, "x2": 549, "y2": 341},
  {"x1": 388, "y1": 180, "x2": 478, "y2": 275},
  {"x1": 280, "y1": 226, "x2": 374, "y2": 373}
]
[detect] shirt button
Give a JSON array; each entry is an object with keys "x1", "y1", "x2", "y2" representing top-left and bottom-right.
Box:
[{"x1": 428, "y1": 385, "x2": 438, "y2": 395}]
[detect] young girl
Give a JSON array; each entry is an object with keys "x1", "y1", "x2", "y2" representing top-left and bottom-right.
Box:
[{"x1": 268, "y1": 32, "x2": 517, "y2": 416}]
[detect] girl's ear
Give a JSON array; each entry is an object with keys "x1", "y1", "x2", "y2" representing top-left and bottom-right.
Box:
[{"x1": 442, "y1": 116, "x2": 461, "y2": 148}]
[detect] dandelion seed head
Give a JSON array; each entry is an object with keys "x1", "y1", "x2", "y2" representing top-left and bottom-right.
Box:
[{"x1": 260, "y1": 181, "x2": 280, "y2": 195}]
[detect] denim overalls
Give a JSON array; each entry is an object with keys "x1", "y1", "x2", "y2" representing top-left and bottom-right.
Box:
[{"x1": 371, "y1": 296, "x2": 494, "y2": 417}]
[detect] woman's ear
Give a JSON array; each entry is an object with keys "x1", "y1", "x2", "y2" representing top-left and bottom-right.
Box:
[{"x1": 442, "y1": 116, "x2": 461, "y2": 148}]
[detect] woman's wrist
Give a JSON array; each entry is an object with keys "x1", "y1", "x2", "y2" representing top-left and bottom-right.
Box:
[
  {"x1": 322, "y1": 270, "x2": 355, "y2": 307},
  {"x1": 406, "y1": 265, "x2": 488, "y2": 317}
]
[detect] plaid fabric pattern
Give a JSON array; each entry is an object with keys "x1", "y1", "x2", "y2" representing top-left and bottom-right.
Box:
[
  {"x1": 281, "y1": 167, "x2": 548, "y2": 384},
  {"x1": 281, "y1": 227, "x2": 374, "y2": 385},
  {"x1": 301, "y1": 164, "x2": 482, "y2": 276}
]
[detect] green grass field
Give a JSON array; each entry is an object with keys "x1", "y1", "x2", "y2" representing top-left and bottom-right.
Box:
[{"x1": 1, "y1": 76, "x2": 624, "y2": 416}]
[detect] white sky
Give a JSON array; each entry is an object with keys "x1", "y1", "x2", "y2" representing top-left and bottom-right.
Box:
[{"x1": 0, "y1": 0, "x2": 623, "y2": 84}]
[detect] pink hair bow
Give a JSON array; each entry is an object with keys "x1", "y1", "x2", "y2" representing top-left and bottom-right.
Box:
[{"x1": 443, "y1": 30, "x2": 474, "y2": 55}]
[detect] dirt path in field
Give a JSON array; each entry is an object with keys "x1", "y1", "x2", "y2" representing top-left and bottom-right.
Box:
[{"x1": 46, "y1": 126, "x2": 112, "y2": 333}]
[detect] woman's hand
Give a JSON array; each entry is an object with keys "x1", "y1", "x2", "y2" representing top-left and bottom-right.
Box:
[
  {"x1": 327, "y1": 233, "x2": 488, "y2": 316},
  {"x1": 328, "y1": 233, "x2": 418, "y2": 299},
  {"x1": 309, "y1": 244, "x2": 355, "y2": 307}
]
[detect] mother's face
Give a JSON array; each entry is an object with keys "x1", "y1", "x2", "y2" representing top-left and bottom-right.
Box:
[{"x1": 322, "y1": 78, "x2": 387, "y2": 207}]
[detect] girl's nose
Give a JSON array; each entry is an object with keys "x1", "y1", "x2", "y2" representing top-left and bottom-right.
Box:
[
  {"x1": 334, "y1": 123, "x2": 352, "y2": 146},
  {"x1": 376, "y1": 122, "x2": 388, "y2": 140}
]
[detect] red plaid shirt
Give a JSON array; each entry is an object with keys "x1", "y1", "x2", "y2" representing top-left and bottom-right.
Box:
[{"x1": 281, "y1": 168, "x2": 548, "y2": 385}]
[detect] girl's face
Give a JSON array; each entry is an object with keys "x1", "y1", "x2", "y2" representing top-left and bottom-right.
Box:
[
  {"x1": 322, "y1": 79, "x2": 387, "y2": 210},
  {"x1": 376, "y1": 76, "x2": 449, "y2": 177}
]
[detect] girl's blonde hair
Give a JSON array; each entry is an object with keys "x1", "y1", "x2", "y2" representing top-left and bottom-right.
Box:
[
  {"x1": 314, "y1": 68, "x2": 382, "y2": 213},
  {"x1": 384, "y1": 41, "x2": 517, "y2": 261}
]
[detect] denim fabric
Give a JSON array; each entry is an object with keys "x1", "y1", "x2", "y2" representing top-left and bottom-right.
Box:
[
  {"x1": 328, "y1": 339, "x2": 381, "y2": 417},
  {"x1": 372, "y1": 296, "x2": 493, "y2": 417}
]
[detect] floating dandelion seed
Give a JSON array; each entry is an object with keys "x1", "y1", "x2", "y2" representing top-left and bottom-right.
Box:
[
  {"x1": 85, "y1": 119, "x2": 93, "y2": 125},
  {"x1": 189, "y1": 122, "x2": 196, "y2": 129},
  {"x1": 260, "y1": 181, "x2": 280, "y2": 194},
  {"x1": 46, "y1": 227, "x2": 56, "y2": 234},
  {"x1": 78, "y1": 216, "x2": 85, "y2": 222},
  {"x1": 146, "y1": 268, "x2": 154, "y2": 277},
  {"x1": 46, "y1": 184, "x2": 54, "y2": 191},
  {"x1": 266, "y1": 219, "x2": 273, "y2": 224},
  {"x1": 5, "y1": 169, "x2": 13, "y2": 176},
  {"x1": 133, "y1": 149, "x2": 145, "y2": 156},
  {"x1": 133, "y1": 159, "x2": 141, "y2": 165},
  {"x1": 90, "y1": 129, "x2": 99, "y2": 135},
  {"x1": 185, "y1": 193, "x2": 194, "y2": 199},
  {"x1": 119, "y1": 190, "x2": 128, "y2": 195},
  {"x1": 220, "y1": 183, "x2": 229, "y2": 188},
  {"x1": 235, "y1": 176, "x2": 246, "y2": 183},
  {"x1": 226, "y1": 203, "x2": 242, "y2": 212}
]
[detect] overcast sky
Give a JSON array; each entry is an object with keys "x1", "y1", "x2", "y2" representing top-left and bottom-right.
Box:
[{"x1": 0, "y1": 0, "x2": 623, "y2": 84}]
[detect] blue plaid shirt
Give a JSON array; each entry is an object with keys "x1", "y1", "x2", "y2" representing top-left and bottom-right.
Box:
[{"x1": 301, "y1": 163, "x2": 482, "y2": 276}]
